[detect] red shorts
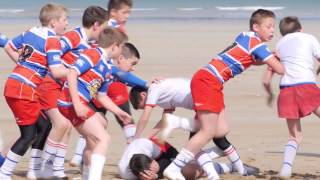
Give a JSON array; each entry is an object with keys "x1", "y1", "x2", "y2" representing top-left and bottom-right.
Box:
[
  {"x1": 191, "y1": 69, "x2": 224, "y2": 113},
  {"x1": 278, "y1": 84, "x2": 320, "y2": 119},
  {"x1": 59, "y1": 104, "x2": 96, "y2": 127},
  {"x1": 92, "y1": 81, "x2": 129, "y2": 108},
  {"x1": 38, "y1": 76, "x2": 62, "y2": 110},
  {"x1": 5, "y1": 97, "x2": 41, "y2": 126},
  {"x1": 107, "y1": 82, "x2": 129, "y2": 106}
]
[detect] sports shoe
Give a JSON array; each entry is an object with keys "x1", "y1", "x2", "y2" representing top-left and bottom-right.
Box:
[{"x1": 0, "y1": 172, "x2": 11, "y2": 180}]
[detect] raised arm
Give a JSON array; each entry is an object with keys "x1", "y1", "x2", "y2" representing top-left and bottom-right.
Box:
[{"x1": 134, "y1": 106, "x2": 154, "y2": 139}]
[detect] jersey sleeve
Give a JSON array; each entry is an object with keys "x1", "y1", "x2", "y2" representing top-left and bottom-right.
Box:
[
  {"x1": 72, "y1": 49, "x2": 100, "y2": 75},
  {"x1": 145, "y1": 83, "x2": 161, "y2": 107},
  {"x1": 10, "y1": 32, "x2": 25, "y2": 50},
  {"x1": 60, "y1": 30, "x2": 81, "y2": 54},
  {"x1": 45, "y1": 37, "x2": 63, "y2": 67},
  {"x1": 251, "y1": 42, "x2": 273, "y2": 62},
  {"x1": 111, "y1": 66, "x2": 147, "y2": 88},
  {"x1": 0, "y1": 33, "x2": 9, "y2": 48}
]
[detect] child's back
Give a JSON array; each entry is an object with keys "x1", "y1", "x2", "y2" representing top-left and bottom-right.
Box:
[{"x1": 277, "y1": 32, "x2": 320, "y2": 86}]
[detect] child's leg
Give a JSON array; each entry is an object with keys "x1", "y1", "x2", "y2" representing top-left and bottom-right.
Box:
[
  {"x1": 164, "y1": 110, "x2": 224, "y2": 180},
  {"x1": 0, "y1": 125, "x2": 37, "y2": 178},
  {"x1": 70, "y1": 135, "x2": 86, "y2": 167},
  {"x1": 76, "y1": 113, "x2": 110, "y2": 180},
  {"x1": 279, "y1": 119, "x2": 301, "y2": 179}
]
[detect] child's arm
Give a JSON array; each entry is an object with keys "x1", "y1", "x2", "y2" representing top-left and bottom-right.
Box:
[
  {"x1": 67, "y1": 69, "x2": 90, "y2": 118},
  {"x1": 111, "y1": 66, "x2": 148, "y2": 88},
  {"x1": 96, "y1": 93, "x2": 131, "y2": 125},
  {"x1": 134, "y1": 106, "x2": 154, "y2": 139},
  {"x1": 262, "y1": 67, "x2": 275, "y2": 106},
  {"x1": 4, "y1": 44, "x2": 19, "y2": 63},
  {"x1": 50, "y1": 66, "x2": 69, "y2": 79}
]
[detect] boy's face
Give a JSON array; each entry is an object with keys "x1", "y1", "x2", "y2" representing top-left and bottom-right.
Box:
[
  {"x1": 110, "y1": 43, "x2": 124, "y2": 58},
  {"x1": 92, "y1": 21, "x2": 108, "y2": 40},
  {"x1": 253, "y1": 17, "x2": 275, "y2": 42},
  {"x1": 111, "y1": 5, "x2": 131, "y2": 24},
  {"x1": 53, "y1": 12, "x2": 68, "y2": 36},
  {"x1": 116, "y1": 55, "x2": 139, "y2": 72}
]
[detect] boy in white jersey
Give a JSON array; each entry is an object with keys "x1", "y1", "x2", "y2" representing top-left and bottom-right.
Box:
[
  {"x1": 119, "y1": 137, "x2": 244, "y2": 180},
  {"x1": 262, "y1": 16, "x2": 320, "y2": 179},
  {"x1": 130, "y1": 78, "x2": 248, "y2": 178}
]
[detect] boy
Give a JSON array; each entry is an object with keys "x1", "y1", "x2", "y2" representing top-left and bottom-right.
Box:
[
  {"x1": 130, "y1": 78, "x2": 247, "y2": 177},
  {"x1": 70, "y1": 0, "x2": 135, "y2": 166},
  {"x1": 36, "y1": 6, "x2": 109, "y2": 178},
  {"x1": 262, "y1": 16, "x2": 320, "y2": 179},
  {"x1": 0, "y1": 32, "x2": 9, "y2": 166},
  {"x1": 0, "y1": 3, "x2": 69, "y2": 179},
  {"x1": 163, "y1": 9, "x2": 285, "y2": 180},
  {"x1": 120, "y1": 138, "x2": 243, "y2": 180},
  {"x1": 58, "y1": 28, "x2": 147, "y2": 180}
]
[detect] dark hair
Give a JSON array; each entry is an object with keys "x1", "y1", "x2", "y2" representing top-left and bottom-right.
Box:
[
  {"x1": 129, "y1": 154, "x2": 153, "y2": 177},
  {"x1": 107, "y1": 0, "x2": 132, "y2": 12},
  {"x1": 250, "y1": 9, "x2": 275, "y2": 31},
  {"x1": 279, "y1": 16, "x2": 302, "y2": 36},
  {"x1": 122, "y1": 42, "x2": 140, "y2": 59},
  {"x1": 129, "y1": 86, "x2": 147, "y2": 110},
  {"x1": 82, "y1": 6, "x2": 108, "y2": 28}
]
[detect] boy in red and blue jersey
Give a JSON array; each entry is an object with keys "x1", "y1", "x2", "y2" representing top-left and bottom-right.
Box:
[
  {"x1": 164, "y1": 9, "x2": 285, "y2": 180},
  {"x1": 0, "y1": 3, "x2": 69, "y2": 179}
]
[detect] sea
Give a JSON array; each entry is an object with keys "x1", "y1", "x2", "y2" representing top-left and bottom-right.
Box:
[{"x1": 0, "y1": 0, "x2": 319, "y2": 24}]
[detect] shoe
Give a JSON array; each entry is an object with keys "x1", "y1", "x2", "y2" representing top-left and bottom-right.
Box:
[
  {"x1": 279, "y1": 170, "x2": 291, "y2": 179},
  {"x1": 242, "y1": 164, "x2": 260, "y2": 176},
  {"x1": 53, "y1": 171, "x2": 68, "y2": 179},
  {"x1": 69, "y1": 156, "x2": 82, "y2": 167},
  {"x1": 27, "y1": 169, "x2": 54, "y2": 179},
  {"x1": 163, "y1": 166, "x2": 185, "y2": 180},
  {"x1": 0, "y1": 172, "x2": 11, "y2": 180},
  {"x1": 157, "y1": 114, "x2": 177, "y2": 143}
]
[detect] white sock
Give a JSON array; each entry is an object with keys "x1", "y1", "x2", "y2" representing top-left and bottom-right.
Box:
[
  {"x1": 0, "y1": 150, "x2": 22, "y2": 177},
  {"x1": 73, "y1": 136, "x2": 86, "y2": 162},
  {"x1": 42, "y1": 138, "x2": 58, "y2": 164},
  {"x1": 123, "y1": 124, "x2": 136, "y2": 140},
  {"x1": 170, "y1": 148, "x2": 194, "y2": 171},
  {"x1": 196, "y1": 151, "x2": 219, "y2": 179},
  {"x1": 88, "y1": 154, "x2": 106, "y2": 180},
  {"x1": 166, "y1": 114, "x2": 197, "y2": 132},
  {"x1": 82, "y1": 164, "x2": 89, "y2": 180},
  {"x1": 53, "y1": 143, "x2": 67, "y2": 176},
  {"x1": 224, "y1": 145, "x2": 245, "y2": 175},
  {"x1": 29, "y1": 149, "x2": 42, "y2": 171},
  {"x1": 280, "y1": 140, "x2": 298, "y2": 178},
  {"x1": 204, "y1": 146, "x2": 224, "y2": 159}
]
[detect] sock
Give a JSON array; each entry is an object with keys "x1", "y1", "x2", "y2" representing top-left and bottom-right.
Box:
[
  {"x1": 53, "y1": 143, "x2": 67, "y2": 177},
  {"x1": 42, "y1": 138, "x2": 58, "y2": 164},
  {"x1": 82, "y1": 164, "x2": 89, "y2": 180},
  {"x1": 0, "y1": 150, "x2": 22, "y2": 177},
  {"x1": 224, "y1": 145, "x2": 245, "y2": 174},
  {"x1": 88, "y1": 154, "x2": 106, "y2": 180},
  {"x1": 0, "y1": 154, "x2": 5, "y2": 167},
  {"x1": 170, "y1": 148, "x2": 194, "y2": 171},
  {"x1": 214, "y1": 162, "x2": 233, "y2": 174},
  {"x1": 72, "y1": 136, "x2": 86, "y2": 163},
  {"x1": 123, "y1": 124, "x2": 136, "y2": 141},
  {"x1": 166, "y1": 114, "x2": 197, "y2": 132},
  {"x1": 28, "y1": 149, "x2": 42, "y2": 171},
  {"x1": 179, "y1": 117, "x2": 197, "y2": 132},
  {"x1": 204, "y1": 146, "x2": 224, "y2": 159},
  {"x1": 196, "y1": 151, "x2": 219, "y2": 179},
  {"x1": 280, "y1": 140, "x2": 298, "y2": 178}
]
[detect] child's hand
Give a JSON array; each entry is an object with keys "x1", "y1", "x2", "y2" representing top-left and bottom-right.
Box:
[
  {"x1": 147, "y1": 77, "x2": 164, "y2": 87},
  {"x1": 116, "y1": 111, "x2": 132, "y2": 125},
  {"x1": 139, "y1": 170, "x2": 158, "y2": 180},
  {"x1": 74, "y1": 102, "x2": 90, "y2": 119}
]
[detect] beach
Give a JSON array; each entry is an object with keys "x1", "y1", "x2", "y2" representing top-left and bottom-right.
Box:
[{"x1": 1, "y1": 17, "x2": 320, "y2": 180}]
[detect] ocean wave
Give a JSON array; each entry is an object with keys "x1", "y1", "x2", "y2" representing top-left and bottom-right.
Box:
[
  {"x1": 216, "y1": 6, "x2": 285, "y2": 11},
  {"x1": 177, "y1": 8, "x2": 202, "y2": 11},
  {"x1": 0, "y1": 9, "x2": 24, "y2": 13}
]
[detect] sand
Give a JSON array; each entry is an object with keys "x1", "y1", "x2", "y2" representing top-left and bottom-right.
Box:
[{"x1": 0, "y1": 19, "x2": 320, "y2": 179}]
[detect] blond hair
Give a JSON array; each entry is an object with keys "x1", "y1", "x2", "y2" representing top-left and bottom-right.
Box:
[
  {"x1": 39, "y1": 3, "x2": 68, "y2": 26},
  {"x1": 97, "y1": 27, "x2": 128, "y2": 48}
]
